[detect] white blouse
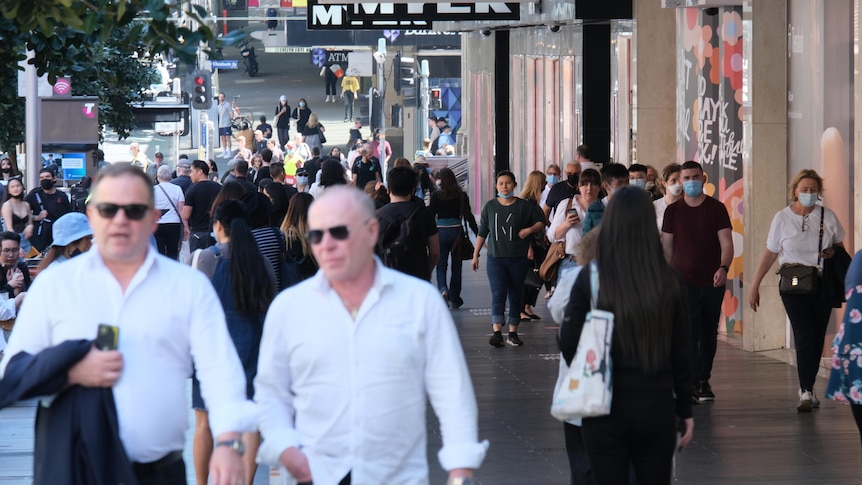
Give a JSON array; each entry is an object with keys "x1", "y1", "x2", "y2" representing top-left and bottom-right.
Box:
[
  {"x1": 548, "y1": 195, "x2": 589, "y2": 257},
  {"x1": 767, "y1": 204, "x2": 845, "y2": 267}
]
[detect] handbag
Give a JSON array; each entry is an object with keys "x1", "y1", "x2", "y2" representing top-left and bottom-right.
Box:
[
  {"x1": 539, "y1": 198, "x2": 573, "y2": 282},
  {"x1": 551, "y1": 261, "x2": 614, "y2": 421},
  {"x1": 318, "y1": 126, "x2": 327, "y2": 144},
  {"x1": 778, "y1": 206, "x2": 824, "y2": 296},
  {"x1": 524, "y1": 268, "x2": 543, "y2": 289},
  {"x1": 452, "y1": 193, "x2": 475, "y2": 261}
]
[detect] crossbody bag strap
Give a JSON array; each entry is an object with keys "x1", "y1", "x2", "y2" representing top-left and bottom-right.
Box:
[
  {"x1": 156, "y1": 184, "x2": 179, "y2": 216},
  {"x1": 459, "y1": 193, "x2": 469, "y2": 233},
  {"x1": 817, "y1": 205, "x2": 825, "y2": 269},
  {"x1": 590, "y1": 260, "x2": 599, "y2": 310}
]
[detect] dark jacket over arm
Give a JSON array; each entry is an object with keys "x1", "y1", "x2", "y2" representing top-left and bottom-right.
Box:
[{"x1": 0, "y1": 340, "x2": 138, "y2": 485}]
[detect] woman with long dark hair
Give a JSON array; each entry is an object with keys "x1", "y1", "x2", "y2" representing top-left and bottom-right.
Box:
[
  {"x1": 280, "y1": 192, "x2": 318, "y2": 287},
  {"x1": 0, "y1": 157, "x2": 21, "y2": 186},
  {"x1": 309, "y1": 158, "x2": 348, "y2": 198},
  {"x1": 190, "y1": 199, "x2": 276, "y2": 485},
  {"x1": 264, "y1": 181, "x2": 289, "y2": 227},
  {"x1": 472, "y1": 170, "x2": 545, "y2": 347},
  {"x1": 430, "y1": 168, "x2": 477, "y2": 309},
  {"x1": 209, "y1": 181, "x2": 246, "y2": 216},
  {"x1": 1, "y1": 178, "x2": 33, "y2": 256},
  {"x1": 559, "y1": 187, "x2": 693, "y2": 484}
]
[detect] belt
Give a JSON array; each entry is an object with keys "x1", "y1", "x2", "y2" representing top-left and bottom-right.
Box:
[{"x1": 132, "y1": 450, "x2": 183, "y2": 477}]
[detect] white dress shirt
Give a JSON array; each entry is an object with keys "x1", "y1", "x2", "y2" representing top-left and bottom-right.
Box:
[
  {"x1": 0, "y1": 248, "x2": 257, "y2": 462},
  {"x1": 256, "y1": 259, "x2": 488, "y2": 484}
]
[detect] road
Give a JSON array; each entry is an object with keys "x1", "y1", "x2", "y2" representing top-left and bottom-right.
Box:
[{"x1": 103, "y1": 44, "x2": 365, "y2": 166}]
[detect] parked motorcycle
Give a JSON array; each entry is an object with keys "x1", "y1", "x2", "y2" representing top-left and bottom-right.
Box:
[{"x1": 240, "y1": 40, "x2": 259, "y2": 77}]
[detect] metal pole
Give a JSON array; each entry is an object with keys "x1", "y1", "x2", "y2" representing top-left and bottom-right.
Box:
[
  {"x1": 25, "y1": 50, "x2": 40, "y2": 194},
  {"x1": 419, "y1": 59, "x2": 429, "y2": 141}
]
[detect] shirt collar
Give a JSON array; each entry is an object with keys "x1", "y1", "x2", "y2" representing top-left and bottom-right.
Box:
[
  {"x1": 84, "y1": 245, "x2": 160, "y2": 289},
  {"x1": 310, "y1": 256, "x2": 394, "y2": 296}
]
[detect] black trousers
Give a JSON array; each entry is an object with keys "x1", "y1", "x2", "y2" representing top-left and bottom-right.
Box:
[
  {"x1": 581, "y1": 389, "x2": 677, "y2": 485},
  {"x1": 325, "y1": 76, "x2": 337, "y2": 95},
  {"x1": 781, "y1": 292, "x2": 833, "y2": 391},
  {"x1": 852, "y1": 404, "x2": 862, "y2": 447},
  {"x1": 154, "y1": 223, "x2": 182, "y2": 261},
  {"x1": 134, "y1": 456, "x2": 186, "y2": 485},
  {"x1": 564, "y1": 422, "x2": 595, "y2": 485},
  {"x1": 685, "y1": 282, "x2": 725, "y2": 386}
]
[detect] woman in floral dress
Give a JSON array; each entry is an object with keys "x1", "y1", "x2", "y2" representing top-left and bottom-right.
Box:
[{"x1": 827, "y1": 251, "x2": 862, "y2": 444}]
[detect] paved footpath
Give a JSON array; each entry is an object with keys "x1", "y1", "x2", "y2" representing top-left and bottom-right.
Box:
[{"x1": 2, "y1": 262, "x2": 862, "y2": 483}]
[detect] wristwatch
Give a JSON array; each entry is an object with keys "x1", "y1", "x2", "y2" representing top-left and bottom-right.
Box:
[
  {"x1": 719, "y1": 265, "x2": 729, "y2": 273},
  {"x1": 216, "y1": 439, "x2": 246, "y2": 457},
  {"x1": 447, "y1": 478, "x2": 474, "y2": 485}
]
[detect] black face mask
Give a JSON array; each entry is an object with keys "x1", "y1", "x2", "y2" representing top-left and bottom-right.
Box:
[
  {"x1": 10, "y1": 192, "x2": 22, "y2": 199},
  {"x1": 1, "y1": 168, "x2": 10, "y2": 174},
  {"x1": 567, "y1": 174, "x2": 579, "y2": 186},
  {"x1": 40, "y1": 179, "x2": 54, "y2": 190},
  {"x1": 70, "y1": 248, "x2": 83, "y2": 258}
]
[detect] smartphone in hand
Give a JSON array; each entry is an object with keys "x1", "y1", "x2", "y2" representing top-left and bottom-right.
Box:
[{"x1": 95, "y1": 324, "x2": 119, "y2": 351}]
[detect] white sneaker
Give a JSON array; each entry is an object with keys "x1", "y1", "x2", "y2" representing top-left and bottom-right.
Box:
[
  {"x1": 798, "y1": 390, "x2": 813, "y2": 412},
  {"x1": 811, "y1": 391, "x2": 821, "y2": 408}
]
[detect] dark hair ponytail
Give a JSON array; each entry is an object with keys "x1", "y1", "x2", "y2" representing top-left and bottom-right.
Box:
[{"x1": 213, "y1": 200, "x2": 276, "y2": 315}]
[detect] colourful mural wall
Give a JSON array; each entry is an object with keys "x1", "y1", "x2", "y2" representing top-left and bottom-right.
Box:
[{"x1": 677, "y1": 7, "x2": 745, "y2": 335}]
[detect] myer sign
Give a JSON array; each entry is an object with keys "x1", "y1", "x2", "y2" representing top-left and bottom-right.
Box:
[{"x1": 308, "y1": 1, "x2": 520, "y2": 30}]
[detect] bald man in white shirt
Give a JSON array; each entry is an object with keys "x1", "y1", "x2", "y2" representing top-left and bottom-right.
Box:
[
  {"x1": 1, "y1": 163, "x2": 256, "y2": 485},
  {"x1": 256, "y1": 185, "x2": 488, "y2": 485}
]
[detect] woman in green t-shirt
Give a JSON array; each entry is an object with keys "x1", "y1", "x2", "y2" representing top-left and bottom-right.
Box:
[{"x1": 471, "y1": 171, "x2": 545, "y2": 348}]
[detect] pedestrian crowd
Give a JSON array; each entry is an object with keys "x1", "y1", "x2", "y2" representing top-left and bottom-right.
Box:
[{"x1": 0, "y1": 132, "x2": 860, "y2": 485}]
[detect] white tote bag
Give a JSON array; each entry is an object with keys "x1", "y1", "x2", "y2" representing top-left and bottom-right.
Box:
[{"x1": 551, "y1": 261, "x2": 614, "y2": 421}]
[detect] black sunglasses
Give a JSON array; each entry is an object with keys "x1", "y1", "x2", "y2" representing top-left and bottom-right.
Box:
[
  {"x1": 95, "y1": 203, "x2": 151, "y2": 221},
  {"x1": 306, "y1": 225, "x2": 351, "y2": 245}
]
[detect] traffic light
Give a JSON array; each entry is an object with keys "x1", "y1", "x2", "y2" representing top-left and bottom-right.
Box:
[
  {"x1": 430, "y1": 87, "x2": 442, "y2": 109},
  {"x1": 191, "y1": 70, "x2": 212, "y2": 110},
  {"x1": 398, "y1": 56, "x2": 415, "y2": 94}
]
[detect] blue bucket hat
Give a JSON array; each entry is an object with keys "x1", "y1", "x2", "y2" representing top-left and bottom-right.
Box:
[{"x1": 51, "y1": 213, "x2": 93, "y2": 247}]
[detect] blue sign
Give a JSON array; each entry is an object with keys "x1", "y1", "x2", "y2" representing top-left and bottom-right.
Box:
[{"x1": 211, "y1": 60, "x2": 239, "y2": 70}]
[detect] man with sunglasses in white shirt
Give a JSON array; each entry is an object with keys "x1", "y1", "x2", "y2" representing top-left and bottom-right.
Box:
[
  {"x1": 1, "y1": 163, "x2": 256, "y2": 485},
  {"x1": 256, "y1": 185, "x2": 488, "y2": 485}
]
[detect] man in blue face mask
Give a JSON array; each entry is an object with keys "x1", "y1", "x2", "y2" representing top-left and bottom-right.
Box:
[{"x1": 660, "y1": 160, "x2": 733, "y2": 405}]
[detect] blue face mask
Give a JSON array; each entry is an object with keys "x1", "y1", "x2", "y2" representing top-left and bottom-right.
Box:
[
  {"x1": 798, "y1": 192, "x2": 818, "y2": 208},
  {"x1": 299, "y1": 102, "x2": 306, "y2": 108},
  {"x1": 630, "y1": 178, "x2": 646, "y2": 189},
  {"x1": 683, "y1": 180, "x2": 703, "y2": 197},
  {"x1": 546, "y1": 175, "x2": 559, "y2": 185},
  {"x1": 497, "y1": 192, "x2": 515, "y2": 199},
  {"x1": 297, "y1": 176, "x2": 309, "y2": 186}
]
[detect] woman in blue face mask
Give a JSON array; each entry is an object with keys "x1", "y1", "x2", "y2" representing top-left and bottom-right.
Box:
[
  {"x1": 749, "y1": 169, "x2": 847, "y2": 412},
  {"x1": 471, "y1": 171, "x2": 546, "y2": 348}
]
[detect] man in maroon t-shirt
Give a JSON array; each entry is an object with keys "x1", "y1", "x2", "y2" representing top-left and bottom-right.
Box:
[{"x1": 661, "y1": 160, "x2": 733, "y2": 404}]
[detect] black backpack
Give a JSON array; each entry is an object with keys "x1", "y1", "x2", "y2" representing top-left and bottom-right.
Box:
[
  {"x1": 69, "y1": 187, "x2": 89, "y2": 213},
  {"x1": 378, "y1": 204, "x2": 422, "y2": 273}
]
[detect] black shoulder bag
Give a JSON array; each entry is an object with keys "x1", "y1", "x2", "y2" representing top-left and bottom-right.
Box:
[{"x1": 777, "y1": 206, "x2": 823, "y2": 295}]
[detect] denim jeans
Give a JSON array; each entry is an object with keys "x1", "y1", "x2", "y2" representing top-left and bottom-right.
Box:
[
  {"x1": 435, "y1": 226, "x2": 464, "y2": 306},
  {"x1": 685, "y1": 282, "x2": 725, "y2": 386},
  {"x1": 486, "y1": 254, "x2": 529, "y2": 326}
]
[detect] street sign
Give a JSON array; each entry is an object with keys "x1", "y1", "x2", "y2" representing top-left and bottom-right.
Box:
[
  {"x1": 155, "y1": 121, "x2": 182, "y2": 133},
  {"x1": 265, "y1": 46, "x2": 313, "y2": 53},
  {"x1": 308, "y1": 1, "x2": 519, "y2": 29},
  {"x1": 211, "y1": 60, "x2": 240, "y2": 69}
]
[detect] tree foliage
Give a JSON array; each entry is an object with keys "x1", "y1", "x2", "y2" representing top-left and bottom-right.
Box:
[{"x1": 0, "y1": 0, "x2": 238, "y2": 149}]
